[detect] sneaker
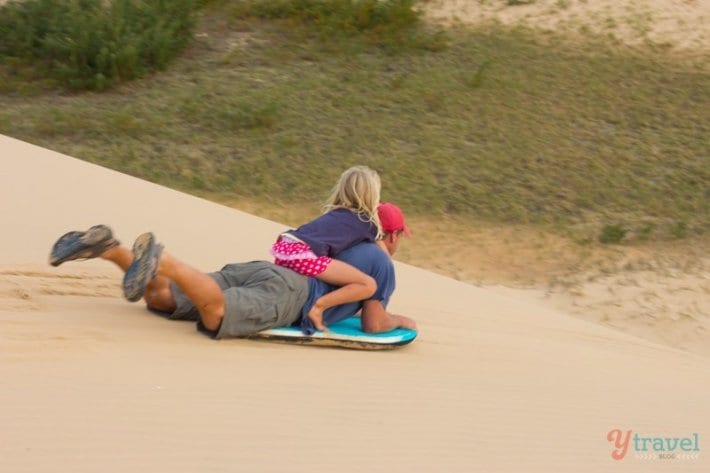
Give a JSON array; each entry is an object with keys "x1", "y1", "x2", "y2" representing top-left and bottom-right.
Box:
[
  {"x1": 49, "y1": 225, "x2": 119, "y2": 267},
  {"x1": 123, "y1": 232, "x2": 163, "y2": 302}
]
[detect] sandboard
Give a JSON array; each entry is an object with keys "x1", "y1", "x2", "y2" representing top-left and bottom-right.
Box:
[{"x1": 246, "y1": 316, "x2": 417, "y2": 350}]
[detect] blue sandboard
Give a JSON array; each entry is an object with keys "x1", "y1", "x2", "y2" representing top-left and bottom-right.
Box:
[{"x1": 247, "y1": 316, "x2": 417, "y2": 350}]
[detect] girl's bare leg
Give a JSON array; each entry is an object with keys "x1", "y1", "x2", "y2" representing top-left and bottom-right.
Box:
[{"x1": 310, "y1": 260, "x2": 376, "y2": 331}]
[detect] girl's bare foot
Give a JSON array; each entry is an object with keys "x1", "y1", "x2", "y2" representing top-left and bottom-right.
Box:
[{"x1": 308, "y1": 302, "x2": 328, "y2": 332}]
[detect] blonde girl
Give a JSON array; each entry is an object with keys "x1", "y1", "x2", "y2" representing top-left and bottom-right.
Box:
[{"x1": 270, "y1": 165, "x2": 382, "y2": 332}]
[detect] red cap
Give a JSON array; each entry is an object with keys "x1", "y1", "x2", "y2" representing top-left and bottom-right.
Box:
[{"x1": 378, "y1": 202, "x2": 411, "y2": 236}]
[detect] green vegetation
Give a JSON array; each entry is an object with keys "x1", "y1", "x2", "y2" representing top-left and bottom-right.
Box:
[
  {"x1": 225, "y1": 0, "x2": 419, "y2": 33},
  {"x1": 598, "y1": 224, "x2": 627, "y2": 244},
  {"x1": 0, "y1": 0, "x2": 708, "y2": 242},
  {"x1": 0, "y1": 0, "x2": 196, "y2": 89},
  {"x1": 211, "y1": 0, "x2": 446, "y2": 52}
]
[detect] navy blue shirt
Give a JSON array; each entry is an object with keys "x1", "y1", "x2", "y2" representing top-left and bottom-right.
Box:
[
  {"x1": 288, "y1": 208, "x2": 377, "y2": 257},
  {"x1": 299, "y1": 242, "x2": 396, "y2": 335}
]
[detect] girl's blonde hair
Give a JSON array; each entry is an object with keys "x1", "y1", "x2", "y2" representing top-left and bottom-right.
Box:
[{"x1": 324, "y1": 165, "x2": 382, "y2": 237}]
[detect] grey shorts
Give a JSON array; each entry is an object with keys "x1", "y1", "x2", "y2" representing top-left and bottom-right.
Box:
[{"x1": 167, "y1": 261, "x2": 309, "y2": 338}]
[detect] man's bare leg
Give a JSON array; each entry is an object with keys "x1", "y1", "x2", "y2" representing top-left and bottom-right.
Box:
[
  {"x1": 120, "y1": 233, "x2": 226, "y2": 332},
  {"x1": 153, "y1": 251, "x2": 225, "y2": 331},
  {"x1": 100, "y1": 245, "x2": 176, "y2": 313},
  {"x1": 50, "y1": 226, "x2": 226, "y2": 330}
]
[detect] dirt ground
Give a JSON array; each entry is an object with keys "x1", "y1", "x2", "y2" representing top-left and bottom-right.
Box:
[
  {"x1": 399, "y1": 215, "x2": 710, "y2": 357},
  {"x1": 413, "y1": 0, "x2": 710, "y2": 356},
  {"x1": 422, "y1": 0, "x2": 710, "y2": 55}
]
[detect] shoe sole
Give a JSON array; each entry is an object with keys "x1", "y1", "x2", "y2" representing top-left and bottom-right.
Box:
[
  {"x1": 49, "y1": 225, "x2": 115, "y2": 267},
  {"x1": 123, "y1": 232, "x2": 160, "y2": 302}
]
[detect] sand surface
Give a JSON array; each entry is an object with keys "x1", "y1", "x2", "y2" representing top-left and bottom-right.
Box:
[
  {"x1": 423, "y1": 0, "x2": 710, "y2": 54},
  {"x1": 386, "y1": 217, "x2": 710, "y2": 358},
  {"x1": 1, "y1": 135, "x2": 708, "y2": 471}
]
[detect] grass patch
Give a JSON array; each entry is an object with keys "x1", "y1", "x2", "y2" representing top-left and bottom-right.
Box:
[
  {"x1": 0, "y1": 6, "x2": 708, "y2": 242},
  {"x1": 208, "y1": 0, "x2": 448, "y2": 52},
  {"x1": 180, "y1": 89, "x2": 280, "y2": 131},
  {"x1": 227, "y1": 0, "x2": 419, "y2": 30}
]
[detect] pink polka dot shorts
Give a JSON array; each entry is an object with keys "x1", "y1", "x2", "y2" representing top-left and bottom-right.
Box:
[{"x1": 271, "y1": 238, "x2": 332, "y2": 277}]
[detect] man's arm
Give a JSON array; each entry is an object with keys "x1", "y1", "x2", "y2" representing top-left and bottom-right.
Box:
[{"x1": 360, "y1": 299, "x2": 417, "y2": 333}]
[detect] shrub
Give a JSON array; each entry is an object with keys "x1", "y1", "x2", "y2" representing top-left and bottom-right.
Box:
[
  {"x1": 0, "y1": 0, "x2": 197, "y2": 90},
  {"x1": 598, "y1": 224, "x2": 628, "y2": 244}
]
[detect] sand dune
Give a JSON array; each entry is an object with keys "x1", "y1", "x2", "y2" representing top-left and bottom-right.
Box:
[{"x1": 1, "y1": 134, "x2": 708, "y2": 471}]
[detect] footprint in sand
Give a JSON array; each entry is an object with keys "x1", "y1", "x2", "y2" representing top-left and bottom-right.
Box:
[{"x1": 0, "y1": 266, "x2": 121, "y2": 312}]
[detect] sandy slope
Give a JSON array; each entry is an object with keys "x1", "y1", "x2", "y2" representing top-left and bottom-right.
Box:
[
  {"x1": 1, "y1": 135, "x2": 708, "y2": 471},
  {"x1": 411, "y1": 0, "x2": 710, "y2": 357},
  {"x1": 423, "y1": 0, "x2": 710, "y2": 54},
  {"x1": 389, "y1": 216, "x2": 710, "y2": 358}
]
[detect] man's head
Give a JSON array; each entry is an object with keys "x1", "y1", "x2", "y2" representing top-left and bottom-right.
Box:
[{"x1": 377, "y1": 202, "x2": 410, "y2": 256}]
